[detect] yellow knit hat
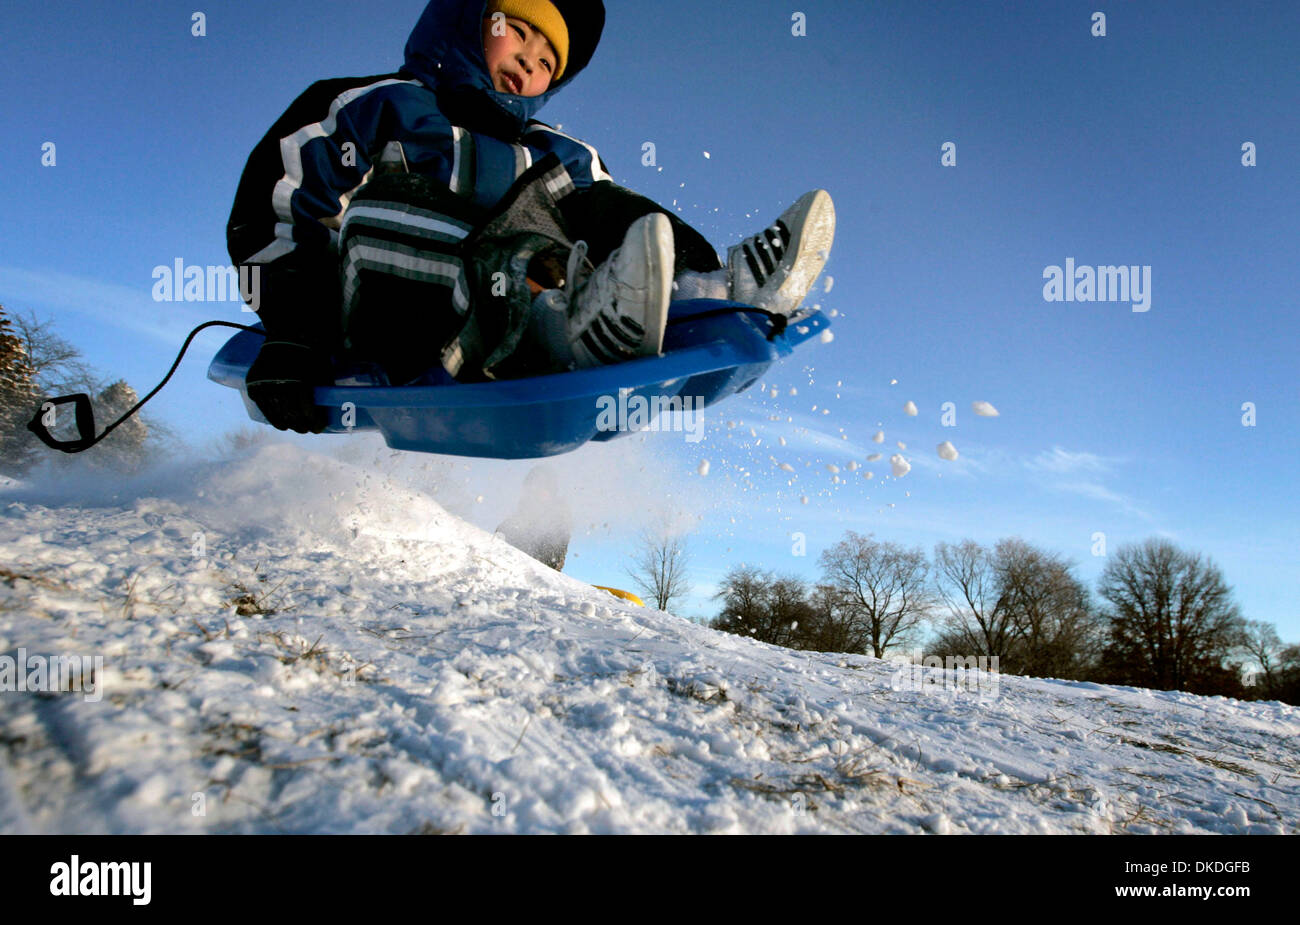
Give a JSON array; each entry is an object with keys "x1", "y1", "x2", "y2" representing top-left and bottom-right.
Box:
[{"x1": 486, "y1": 0, "x2": 570, "y2": 80}]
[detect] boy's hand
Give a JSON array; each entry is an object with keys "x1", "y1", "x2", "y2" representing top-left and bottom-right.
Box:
[{"x1": 244, "y1": 340, "x2": 333, "y2": 434}]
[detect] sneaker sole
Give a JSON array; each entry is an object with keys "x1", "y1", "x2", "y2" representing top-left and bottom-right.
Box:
[
  {"x1": 769, "y1": 190, "x2": 835, "y2": 314},
  {"x1": 644, "y1": 213, "x2": 676, "y2": 353},
  {"x1": 631, "y1": 212, "x2": 672, "y2": 356}
]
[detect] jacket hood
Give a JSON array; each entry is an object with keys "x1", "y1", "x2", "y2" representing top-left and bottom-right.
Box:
[{"x1": 402, "y1": 0, "x2": 605, "y2": 135}]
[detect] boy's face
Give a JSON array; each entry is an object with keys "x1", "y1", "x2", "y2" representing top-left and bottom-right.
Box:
[{"x1": 482, "y1": 16, "x2": 558, "y2": 97}]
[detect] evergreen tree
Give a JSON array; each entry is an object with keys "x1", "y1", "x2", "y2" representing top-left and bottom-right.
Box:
[
  {"x1": 91, "y1": 380, "x2": 150, "y2": 472},
  {"x1": 0, "y1": 305, "x2": 41, "y2": 475}
]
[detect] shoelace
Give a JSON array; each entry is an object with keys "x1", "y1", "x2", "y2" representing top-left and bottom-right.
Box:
[{"x1": 563, "y1": 240, "x2": 590, "y2": 301}]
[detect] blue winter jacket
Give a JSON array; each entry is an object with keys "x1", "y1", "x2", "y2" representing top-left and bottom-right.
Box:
[{"x1": 226, "y1": 0, "x2": 608, "y2": 345}]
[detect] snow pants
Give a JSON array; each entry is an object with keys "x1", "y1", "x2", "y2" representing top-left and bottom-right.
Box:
[{"x1": 337, "y1": 155, "x2": 722, "y2": 385}]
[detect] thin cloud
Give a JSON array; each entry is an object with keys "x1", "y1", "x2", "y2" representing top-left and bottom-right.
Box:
[
  {"x1": 729, "y1": 409, "x2": 869, "y2": 460},
  {"x1": 0, "y1": 266, "x2": 239, "y2": 344},
  {"x1": 1026, "y1": 446, "x2": 1120, "y2": 475},
  {"x1": 1053, "y1": 480, "x2": 1153, "y2": 521},
  {"x1": 1021, "y1": 447, "x2": 1152, "y2": 520}
]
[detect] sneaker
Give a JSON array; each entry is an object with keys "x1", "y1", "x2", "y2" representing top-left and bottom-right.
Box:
[
  {"x1": 566, "y1": 213, "x2": 673, "y2": 368},
  {"x1": 727, "y1": 189, "x2": 835, "y2": 315}
]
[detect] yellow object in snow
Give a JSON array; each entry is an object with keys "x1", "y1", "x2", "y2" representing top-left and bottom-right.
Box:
[{"x1": 593, "y1": 586, "x2": 644, "y2": 607}]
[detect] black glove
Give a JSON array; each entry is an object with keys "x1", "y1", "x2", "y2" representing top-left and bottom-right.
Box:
[{"x1": 244, "y1": 340, "x2": 333, "y2": 434}]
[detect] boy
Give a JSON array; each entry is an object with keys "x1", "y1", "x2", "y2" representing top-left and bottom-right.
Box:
[{"x1": 227, "y1": 0, "x2": 834, "y2": 434}]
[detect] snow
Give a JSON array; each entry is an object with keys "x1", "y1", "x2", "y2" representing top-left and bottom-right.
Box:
[
  {"x1": 938, "y1": 441, "x2": 959, "y2": 461},
  {"x1": 1, "y1": 444, "x2": 1296, "y2": 834},
  {"x1": 903, "y1": 401, "x2": 918, "y2": 416},
  {"x1": 972, "y1": 401, "x2": 1000, "y2": 417},
  {"x1": 890, "y1": 454, "x2": 911, "y2": 478}
]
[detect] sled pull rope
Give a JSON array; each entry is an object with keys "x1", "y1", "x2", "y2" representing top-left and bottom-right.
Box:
[
  {"x1": 665, "y1": 305, "x2": 788, "y2": 341},
  {"x1": 27, "y1": 320, "x2": 265, "y2": 454}
]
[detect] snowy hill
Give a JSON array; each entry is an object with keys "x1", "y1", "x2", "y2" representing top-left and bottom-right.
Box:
[{"x1": 1, "y1": 444, "x2": 1296, "y2": 834}]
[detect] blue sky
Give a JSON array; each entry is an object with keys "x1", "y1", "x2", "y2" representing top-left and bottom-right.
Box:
[{"x1": 2, "y1": 1, "x2": 1297, "y2": 639}]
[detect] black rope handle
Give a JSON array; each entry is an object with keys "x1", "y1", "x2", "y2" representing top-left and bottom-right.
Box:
[{"x1": 27, "y1": 320, "x2": 265, "y2": 454}]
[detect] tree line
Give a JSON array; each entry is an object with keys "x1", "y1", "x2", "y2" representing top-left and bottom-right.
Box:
[{"x1": 707, "y1": 530, "x2": 1299, "y2": 704}]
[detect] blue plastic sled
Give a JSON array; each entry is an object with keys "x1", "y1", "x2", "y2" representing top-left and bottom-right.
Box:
[{"x1": 208, "y1": 299, "x2": 830, "y2": 459}]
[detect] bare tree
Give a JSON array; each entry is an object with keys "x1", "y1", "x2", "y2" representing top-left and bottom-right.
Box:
[
  {"x1": 818, "y1": 531, "x2": 931, "y2": 658},
  {"x1": 711, "y1": 564, "x2": 767, "y2": 635},
  {"x1": 1097, "y1": 538, "x2": 1245, "y2": 694},
  {"x1": 9, "y1": 309, "x2": 96, "y2": 397},
  {"x1": 765, "y1": 574, "x2": 814, "y2": 649},
  {"x1": 710, "y1": 565, "x2": 813, "y2": 649},
  {"x1": 801, "y1": 582, "x2": 869, "y2": 654},
  {"x1": 931, "y1": 538, "x2": 1103, "y2": 678},
  {"x1": 1237, "y1": 619, "x2": 1285, "y2": 696},
  {"x1": 1275, "y1": 644, "x2": 1300, "y2": 705},
  {"x1": 996, "y1": 538, "x2": 1102, "y2": 679},
  {"x1": 932, "y1": 539, "x2": 1017, "y2": 660},
  {"x1": 626, "y1": 526, "x2": 691, "y2": 612}
]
